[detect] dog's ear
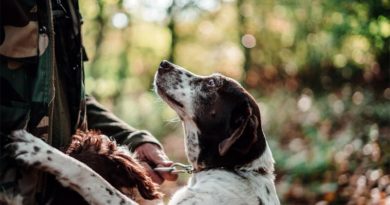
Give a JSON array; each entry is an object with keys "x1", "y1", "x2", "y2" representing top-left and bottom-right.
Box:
[
  {"x1": 111, "y1": 153, "x2": 163, "y2": 200},
  {"x1": 218, "y1": 100, "x2": 260, "y2": 156}
]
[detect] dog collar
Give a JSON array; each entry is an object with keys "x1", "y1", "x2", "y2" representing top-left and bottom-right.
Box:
[{"x1": 154, "y1": 163, "x2": 268, "y2": 175}]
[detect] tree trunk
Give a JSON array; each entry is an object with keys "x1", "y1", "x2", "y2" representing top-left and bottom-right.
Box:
[
  {"x1": 237, "y1": 0, "x2": 251, "y2": 85},
  {"x1": 167, "y1": 2, "x2": 177, "y2": 63}
]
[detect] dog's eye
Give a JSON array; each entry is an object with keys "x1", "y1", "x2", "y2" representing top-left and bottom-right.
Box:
[{"x1": 206, "y1": 79, "x2": 216, "y2": 88}]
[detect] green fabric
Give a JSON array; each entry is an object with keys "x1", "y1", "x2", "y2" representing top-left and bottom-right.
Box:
[
  {"x1": 51, "y1": 60, "x2": 72, "y2": 148},
  {"x1": 86, "y1": 96, "x2": 162, "y2": 150},
  {"x1": 0, "y1": 62, "x2": 33, "y2": 132}
]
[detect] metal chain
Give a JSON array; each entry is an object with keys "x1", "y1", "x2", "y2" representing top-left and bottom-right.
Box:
[{"x1": 154, "y1": 162, "x2": 193, "y2": 174}]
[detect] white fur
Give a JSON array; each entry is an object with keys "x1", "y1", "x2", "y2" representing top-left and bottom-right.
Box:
[
  {"x1": 169, "y1": 144, "x2": 280, "y2": 205},
  {"x1": 183, "y1": 120, "x2": 201, "y2": 169},
  {"x1": 154, "y1": 65, "x2": 199, "y2": 119},
  {"x1": 154, "y1": 64, "x2": 203, "y2": 168}
]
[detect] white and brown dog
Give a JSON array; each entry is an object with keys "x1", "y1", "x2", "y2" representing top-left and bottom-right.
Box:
[
  {"x1": 154, "y1": 60, "x2": 280, "y2": 205},
  {"x1": 4, "y1": 61, "x2": 280, "y2": 205},
  {"x1": 4, "y1": 130, "x2": 161, "y2": 205}
]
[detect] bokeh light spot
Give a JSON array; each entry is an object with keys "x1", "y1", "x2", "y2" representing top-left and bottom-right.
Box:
[
  {"x1": 369, "y1": 170, "x2": 382, "y2": 182},
  {"x1": 384, "y1": 88, "x2": 390, "y2": 99},
  {"x1": 297, "y1": 94, "x2": 312, "y2": 112},
  {"x1": 352, "y1": 91, "x2": 364, "y2": 105},
  {"x1": 334, "y1": 54, "x2": 347, "y2": 68},
  {"x1": 112, "y1": 12, "x2": 129, "y2": 29},
  {"x1": 241, "y1": 34, "x2": 256, "y2": 48},
  {"x1": 363, "y1": 144, "x2": 373, "y2": 155},
  {"x1": 332, "y1": 100, "x2": 344, "y2": 114}
]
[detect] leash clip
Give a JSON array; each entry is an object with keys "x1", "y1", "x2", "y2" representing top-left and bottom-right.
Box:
[{"x1": 154, "y1": 163, "x2": 193, "y2": 174}]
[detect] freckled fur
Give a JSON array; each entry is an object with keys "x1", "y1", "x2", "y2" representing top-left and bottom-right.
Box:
[{"x1": 155, "y1": 61, "x2": 280, "y2": 205}]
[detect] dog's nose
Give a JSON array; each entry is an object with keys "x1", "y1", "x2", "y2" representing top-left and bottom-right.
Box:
[
  {"x1": 160, "y1": 60, "x2": 171, "y2": 67},
  {"x1": 159, "y1": 60, "x2": 174, "y2": 73}
]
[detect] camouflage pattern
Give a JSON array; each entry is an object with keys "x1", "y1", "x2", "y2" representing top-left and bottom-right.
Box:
[{"x1": 0, "y1": 0, "x2": 160, "y2": 204}]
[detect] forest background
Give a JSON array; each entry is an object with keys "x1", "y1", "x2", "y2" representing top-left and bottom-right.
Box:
[{"x1": 79, "y1": 0, "x2": 390, "y2": 204}]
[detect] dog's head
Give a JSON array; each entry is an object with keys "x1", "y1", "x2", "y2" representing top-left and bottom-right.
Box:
[{"x1": 154, "y1": 61, "x2": 266, "y2": 170}]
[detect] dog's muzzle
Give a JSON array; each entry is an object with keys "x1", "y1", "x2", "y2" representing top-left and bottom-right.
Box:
[
  {"x1": 158, "y1": 60, "x2": 174, "y2": 74},
  {"x1": 155, "y1": 60, "x2": 184, "y2": 108}
]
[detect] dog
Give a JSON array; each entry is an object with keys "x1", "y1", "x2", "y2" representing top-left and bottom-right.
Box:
[
  {"x1": 4, "y1": 130, "x2": 162, "y2": 205},
  {"x1": 154, "y1": 60, "x2": 280, "y2": 205},
  {"x1": 4, "y1": 60, "x2": 280, "y2": 205}
]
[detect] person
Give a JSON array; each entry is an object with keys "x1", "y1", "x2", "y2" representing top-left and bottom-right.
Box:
[{"x1": 0, "y1": 0, "x2": 177, "y2": 204}]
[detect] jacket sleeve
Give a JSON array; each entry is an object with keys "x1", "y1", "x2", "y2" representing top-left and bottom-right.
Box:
[{"x1": 85, "y1": 95, "x2": 162, "y2": 151}]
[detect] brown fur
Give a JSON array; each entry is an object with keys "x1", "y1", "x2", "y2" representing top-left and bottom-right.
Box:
[{"x1": 64, "y1": 130, "x2": 162, "y2": 201}]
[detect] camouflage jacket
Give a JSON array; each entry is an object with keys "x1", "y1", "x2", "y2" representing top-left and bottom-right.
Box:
[{"x1": 0, "y1": 0, "x2": 160, "y2": 204}]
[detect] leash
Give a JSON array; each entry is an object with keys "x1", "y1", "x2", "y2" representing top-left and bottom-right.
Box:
[
  {"x1": 154, "y1": 163, "x2": 269, "y2": 175},
  {"x1": 154, "y1": 163, "x2": 194, "y2": 174}
]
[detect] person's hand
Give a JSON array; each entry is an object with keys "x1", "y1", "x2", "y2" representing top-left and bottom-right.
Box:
[{"x1": 134, "y1": 143, "x2": 178, "y2": 184}]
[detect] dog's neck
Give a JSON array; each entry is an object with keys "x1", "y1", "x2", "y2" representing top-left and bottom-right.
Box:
[
  {"x1": 183, "y1": 120, "x2": 201, "y2": 170},
  {"x1": 182, "y1": 118, "x2": 274, "y2": 175},
  {"x1": 193, "y1": 145, "x2": 274, "y2": 174},
  {"x1": 190, "y1": 140, "x2": 275, "y2": 175},
  {"x1": 238, "y1": 142, "x2": 275, "y2": 174}
]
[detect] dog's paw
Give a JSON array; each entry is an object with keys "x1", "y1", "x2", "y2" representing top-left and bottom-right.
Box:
[{"x1": 6, "y1": 130, "x2": 50, "y2": 167}]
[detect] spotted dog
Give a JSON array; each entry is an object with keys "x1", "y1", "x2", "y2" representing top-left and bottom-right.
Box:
[
  {"x1": 6, "y1": 130, "x2": 161, "y2": 205},
  {"x1": 154, "y1": 61, "x2": 280, "y2": 205}
]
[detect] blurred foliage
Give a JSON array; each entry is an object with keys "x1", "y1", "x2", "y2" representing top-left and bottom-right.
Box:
[{"x1": 79, "y1": 0, "x2": 390, "y2": 204}]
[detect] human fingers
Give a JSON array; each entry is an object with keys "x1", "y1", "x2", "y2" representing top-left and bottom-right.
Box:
[
  {"x1": 154, "y1": 160, "x2": 178, "y2": 181},
  {"x1": 139, "y1": 161, "x2": 164, "y2": 185},
  {"x1": 135, "y1": 143, "x2": 178, "y2": 181}
]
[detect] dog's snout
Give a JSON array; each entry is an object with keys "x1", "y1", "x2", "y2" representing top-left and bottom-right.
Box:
[
  {"x1": 159, "y1": 60, "x2": 174, "y2": 74},
  {"x1": 160, "y1": 60, "x2": 172, "y2": 68}
]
